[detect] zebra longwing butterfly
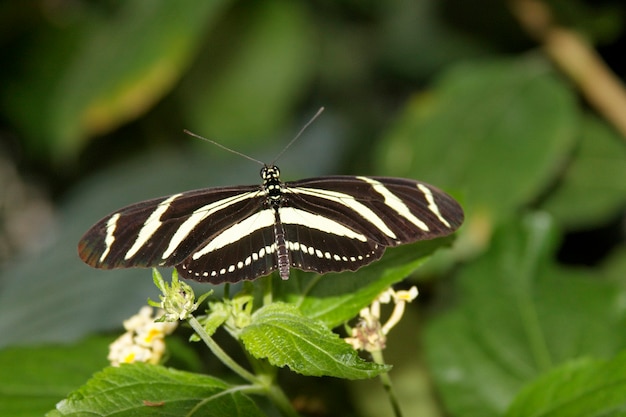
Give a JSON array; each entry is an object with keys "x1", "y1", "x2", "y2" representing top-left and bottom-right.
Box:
[
  {"x1": 78, "y1": 166, "x2": 463, "y2": 284},
  {"x1": 78, "y1": 110, "x2": 463, "y2": 283}
]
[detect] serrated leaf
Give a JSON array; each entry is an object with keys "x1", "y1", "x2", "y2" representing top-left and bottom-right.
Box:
[
  {"x1": 424, "y1": 213, "x2": 626, "y2": 417},
  {"x1": 0, "y1": 336, "x2": 111, "y2": 417},
  {"x1": 50, "y1": 363, "x2": 262, "y2": 417},
  {"x1": 273, "y1": 237, "x2": 451, "y2": 328},
  {"x1": 506, "y1": 352, "x2": 626, "y2": 417},
  {"x1": 542, "y1": 115, "x2": 626, "y2": 229},
  {"x1": 240, "y1": 303, "x2": 389, "y2": 379}
]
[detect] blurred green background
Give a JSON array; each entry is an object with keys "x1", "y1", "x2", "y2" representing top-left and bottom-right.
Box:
[{"x1": 0, "y1": 0, "x2": 625, "y2": 416}]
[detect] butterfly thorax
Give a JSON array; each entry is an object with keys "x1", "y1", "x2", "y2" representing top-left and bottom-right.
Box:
[
  {"x1": 261, "y1": 165, "x2": 284, "y2": 209},
  {"x1": 261, "y1": 164, "x2": 291, "y2": 279}
]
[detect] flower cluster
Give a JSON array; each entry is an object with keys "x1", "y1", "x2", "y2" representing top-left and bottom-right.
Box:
[
  {"x1": 345, "y1": 286, "x2": 418, "y2": 352},
  {"x1": 108, "y1": 306, "x2": 178, "y2": 366},
  {"x1": 150, "y1": 268, "x2": 210, "y2": 321}
]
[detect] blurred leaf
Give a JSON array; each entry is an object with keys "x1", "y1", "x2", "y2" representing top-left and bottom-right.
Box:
[
  {"x1": 0, "y1": 148, "x2": 237, "y2": 349},
  {"x1": 378, "y1": 0, "x2": 492, "y2": 79},
  {"x1": 49, "y1": 363, "x2": 262, "y2": 417},
  {"x1": 4, "y1": 0, "x2": 228, "y2": 161},
  {"x1": 424, "y1": 212, "x2": 626, "y2": 417},
  {"x1": 273, "y1": 237, "x2": 452, "y2": 328},
  {"x1": 377, "y1": 58, "x2": 578, "y2": 230},
  {"x1": 542, "y1": 115, "x2": 626, "y2": 229},
  {"x1": 546, "y1": 0, "x2": 625, "y2": 43},
  {"x1": 506, "y1": 352, "x2": 626, "y2": 417},
  {"x1": 603, "y1": 245, "x2": 626, "y2": 289},
  {"x1": 179, "y1": 0, "x2": 315, "y2": 149},
  {"x1": 240, "y1": 303, "x2": 389, "y2": 379},
  {"x1": 0, "y1": 336, "x2": 111, "y2": 417}
]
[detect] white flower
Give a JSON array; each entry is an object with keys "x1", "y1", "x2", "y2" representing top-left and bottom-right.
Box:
[
  {"x1": 108, "y1": 306, "x2": 178, "y2": 367},
  {"x1": 345, "y1": 286, "x2": 418, "y2": 352}
]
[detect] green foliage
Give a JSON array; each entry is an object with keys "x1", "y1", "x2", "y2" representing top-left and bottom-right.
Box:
[
  {"x1": 1, "y1": 0, "x2": 625, "y2": 416},
  {"x1": 424, "y1": 214, "x2": 626, "y2": 416},
  {"x1": 272, "y1": 238, "x2": 442, "y2": 327},
  {"x1": 0, "y1": 336, "x2": 111, "y2": 417},
  {"x1": 178, "y1": 0, "x2": 315, "y2": 148},
  {"x1": 240, "y1": 303, "x2": 390, "y2": 379},
  {"x1": 49, "y1": 363, "x2": 263, "y2": 417},
  {"x1": 506, "y1": 352, "x2": 626, "y2": 417},
  {"x1": 378, "y1": 58, "x2": 578, "y2": 225},
  {"x1": 542, "y1": 115, "x2": 626, "y2": 229},
  {"x1": 3, "y1": 1, "x2": 229, "y2": 161}
]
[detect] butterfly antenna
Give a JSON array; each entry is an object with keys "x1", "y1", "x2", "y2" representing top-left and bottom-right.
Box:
[
  {"x1": 183, "y1": 129, "x2": 265, "y2": 166},
  {"x1": 271, "y1": 107, "x2": 324, "y2": 165}
]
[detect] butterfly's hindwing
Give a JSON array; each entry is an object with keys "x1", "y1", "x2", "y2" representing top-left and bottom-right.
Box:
[
  {"x1": 177, "y1": 209, "x2": 278, "y2": 283},
  {"x1": 283, "y1": 221, "x2": 384, "y2": 274}
]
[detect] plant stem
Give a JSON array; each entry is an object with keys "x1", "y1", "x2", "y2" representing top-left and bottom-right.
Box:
[
  {"x1": 188, "y1": 315, "x2": 299, "y2": 417},
  {"x1": 187, "y1": 315, "x2": 258, "y2": 383},
  {"x1": 266, "y1": 383, "x2": 301, "y2": 417},
  {"x1": 371, "y1": 349, "x2": 403, "y2": 417},
  {"x1": 262, "y1": 275, "x2": 273, "y2": 306},
  {"x1": 510, "y1": 0, "x2": 626, "y2": 140}
]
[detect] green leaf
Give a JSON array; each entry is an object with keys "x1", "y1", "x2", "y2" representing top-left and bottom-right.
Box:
[
  {"x1": 273, "y1": 237, "x2": 452, "y2": 328},
  {"x1": 542, "y1": 115, "x2": 626, "y2": 229},
  {"x1": 0, "y1": 336, "x2": 111, "y2": 417},
  {"x1": 377, "y1": 0, "x2": 490, "y2": 79},
  {"x1": 4, "y1": 1, "x2": 229, "y2": 160},
  {"x1": 49, "y1": 363, "x2": 262, "y2": 417},
  {"x1": 240, "y1": 303, "x2": 389, "y2": 379},
  {"x1": 506, "y1": 352, "x2": 626, "y2": 417},
  {"x1": 179, "y1": 0, "x2": 315, "y2": 149},
  {"x1": 603, "y1": 245, "x2": 626, "y2": 288},
  {"x1": 424, "y1": 213, "x2": 626, "y2": 417},
  {"x1": 377, "y1": 57, "x2": 578, "y2": 228}
]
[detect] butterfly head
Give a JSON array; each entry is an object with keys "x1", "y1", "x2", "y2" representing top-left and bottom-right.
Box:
[
  {"x1": 261, "y1": 165, "x2": 283, "y2": 204},
  {"x1": 261, "y1": 165, "x2": 281, "y2": 181}
]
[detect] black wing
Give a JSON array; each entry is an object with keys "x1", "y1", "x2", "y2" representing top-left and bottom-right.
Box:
[
  {"x1": 279, "y1": 175, "x2": 463, "y2": 274},
  {"x1": 78, "y1": 185, "x2": 265, "y2": 272}
]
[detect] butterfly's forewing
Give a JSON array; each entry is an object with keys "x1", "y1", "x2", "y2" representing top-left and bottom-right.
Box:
[
  {"x1": 276, "y1": 175, "x2": 463, "y2": 275},
  {"x1": 284, "y1": 176, "x2": 463, "y2": 241},
  {"x1": 78, "y1": 185, "x2": 264, "y2": 271}
]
